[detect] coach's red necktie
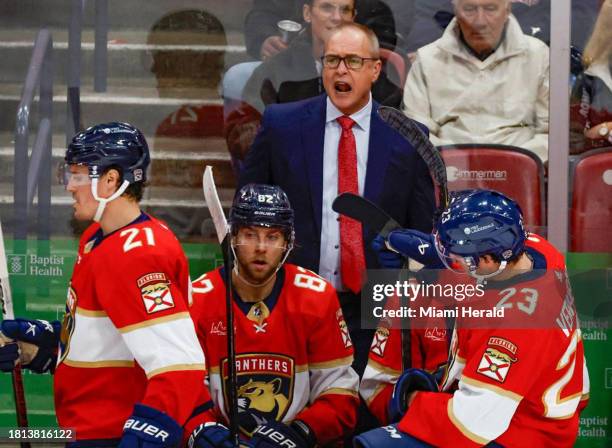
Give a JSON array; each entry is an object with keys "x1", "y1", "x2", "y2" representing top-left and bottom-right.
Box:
[{"x1": 337, "y1": 116, "x2": 366, "y2": 293}]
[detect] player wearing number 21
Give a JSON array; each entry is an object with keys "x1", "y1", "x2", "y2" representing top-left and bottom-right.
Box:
[
  {"x1": 358, "y1": 190, "x2": 590, "y2": 448},
  {"x1": 184, "y1": 184, "x2": 359, "y2": 448},
  {"x1": 0, "y1": 123, "x2": 207, "y2": 446}
]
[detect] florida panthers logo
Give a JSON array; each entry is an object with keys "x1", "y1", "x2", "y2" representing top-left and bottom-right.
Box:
[{"x1": 222, "y1": 353, "x2": 294, "y2": 437}]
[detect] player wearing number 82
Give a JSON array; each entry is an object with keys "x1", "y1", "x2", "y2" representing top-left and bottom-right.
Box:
[{"x1": 184, "y1": 184, "x2": 360, "y2": 447}]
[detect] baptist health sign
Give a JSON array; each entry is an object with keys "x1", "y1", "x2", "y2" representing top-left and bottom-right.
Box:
[{"x1": 7, "y1": 253, "x2": 66, "y2": 277}]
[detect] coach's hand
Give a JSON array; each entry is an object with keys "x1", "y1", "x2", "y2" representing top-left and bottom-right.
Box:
[
  {"x1": 0, "y1": 318, "x2": 61, "y2": 373},
  {"x1": 119, "y1": 404, "x2": 182, "y2": 448},
  {"x1": 250, "y1": 421, "x2": 316, "y2": 448},
  {"x1": 388, "y1": 368, "x2": 438, "y2": 423}
]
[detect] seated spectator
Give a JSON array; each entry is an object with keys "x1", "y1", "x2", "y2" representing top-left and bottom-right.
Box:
[
  {"x1": 570, "y1": 0, "x2": 612, "y2": 153},
  {"x1": 403, "y1": 0, "x2": 550, "y2": 161},
  {"x1": 226, "y1": 0, "x2": 403, "y2": 163},
  {"x1": 244, "y1": 0, "x2": 414, "y2": 60}
]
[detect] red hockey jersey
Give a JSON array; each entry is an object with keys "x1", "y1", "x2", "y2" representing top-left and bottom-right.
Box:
[
  {"x1": 360, "y1": 291, "x2": 450, "y2": 425},
  {"x1": 189, "y1": 264, "x2": 359, "y2": 445},
  {"x1": 399, "y1": 235, "x2": 590, "y2": 447},
  {"x1": 54, "y1": 215, "x2": 206, "y2": 441}
]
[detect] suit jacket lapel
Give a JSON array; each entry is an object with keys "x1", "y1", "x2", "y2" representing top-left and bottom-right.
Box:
[
  {"x1": 364, "y1": 101, "x2": 391, "y2": 203},
  {"x1": 301, "y1": 95, "x2": 327, "y2": 236}
]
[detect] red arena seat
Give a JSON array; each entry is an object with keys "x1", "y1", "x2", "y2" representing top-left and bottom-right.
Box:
[
  {"x1": 570, "y1": 148, "x2": 612, "y2": 252},
  {"x1": 438, "y1": 144, "x2": 545, "y2": 229}
]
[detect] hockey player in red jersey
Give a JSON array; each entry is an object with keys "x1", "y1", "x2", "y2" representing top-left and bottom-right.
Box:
[
  {"x1": 0, "y1": 123, "x2": 207, "y2": 447},
  {"x1": 355, "y1": 190, "x2": 590, "y2": 448},
  {"x1": 185, "y1": 184, "x2": 359, "y2": 448}
]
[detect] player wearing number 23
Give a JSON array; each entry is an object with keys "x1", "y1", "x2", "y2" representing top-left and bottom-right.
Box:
[
  {"x1": 0, "y1": 123, "x2": 207, "y2": 446},
  {"x1": 358, "y1": 190, "x2": 590, "y2": 448},
  {"x1": 184, "y1": 184, "x2": 360, "y2": 448}
]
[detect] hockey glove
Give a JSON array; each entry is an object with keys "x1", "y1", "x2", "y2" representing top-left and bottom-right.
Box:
[
  {"x1": 372, "y1": 235, "x2": 404, "y2": 269},
  {"x1": 0, "y1": 318, "x2": 61, "y2": 373},
  {"x1": 388, "y1": 368, "x2": 438, "y2": 423},
  {"x1": 250, "y1": 421, "x2": 316, "y2": 448},
  {"x1": 0, "y1": 334, "x2": 19, "y2": 371},
  {"x1": 354, "y1": 424, "x2": 433, "y2": 448},
  {"x1": 386, "y1": 230, "x2": 444, "y2": 269},
  {"x1": 119, "y1": 404, "x2": 182, "y2": 448},
  {"x1": 188, "y1": 422, "x2": 247, "y2": 448}
]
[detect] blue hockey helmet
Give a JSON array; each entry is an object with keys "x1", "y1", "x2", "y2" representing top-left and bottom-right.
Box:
[
  {"x1": 230, "y1": 184, "x2": 294, "y2": 236},
  {"x1": 65, "y1": 122, "x2": 150, "y2": 183},
  {"x1": 434, "y1": 189, "x2": 528, "y2": 276}
]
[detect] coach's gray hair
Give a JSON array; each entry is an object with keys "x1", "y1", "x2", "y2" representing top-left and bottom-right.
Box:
[
  {"x1": 328, "y1": 22, "x2": 380, "y2": 58},
  {"x1": 451, "y1": 0, "x2": 511, "y2": 7}
]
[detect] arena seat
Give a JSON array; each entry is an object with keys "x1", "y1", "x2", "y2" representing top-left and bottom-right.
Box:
[
  {"x1": 438, "y1": 144, "x2": 546, "y2": 229},
  {"x1": 570, "y1": 148, "x2": 612, "y2": 252}
]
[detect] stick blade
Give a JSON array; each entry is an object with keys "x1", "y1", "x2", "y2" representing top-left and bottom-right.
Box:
[
  {"x1": 202, "y1": 166, "x2": 229, "y2": 244},
  {"x1": 332, "y1": 193, "x2": 401, "y2": 238}
]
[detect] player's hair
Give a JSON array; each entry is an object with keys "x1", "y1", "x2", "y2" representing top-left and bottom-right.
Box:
[{"x1": 328, "y1": 22, "x2": 380, "y2": 59}]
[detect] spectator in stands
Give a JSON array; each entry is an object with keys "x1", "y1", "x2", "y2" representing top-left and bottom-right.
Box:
[
  {"x1": 404, "y1": 0, "x2": 598, "y2": 58},
  {"x1": 226, "y1": 0, "x2": 403, "y2": 165},
  {"x1": 403, "y1": 0, "x2": 550, "y2": 161},
  {"x1": 244, "y1": 0, "x2": 415, "y2": 60},
  {"x1": 570, "y1": 0, "x2": 612, "y2": 153}
]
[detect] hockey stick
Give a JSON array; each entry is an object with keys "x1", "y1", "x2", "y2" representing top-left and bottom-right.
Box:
[
  {"x1": 0, "y1": 220, "x2": 31, "y2": 448},
  {"x1": 202, "y1": 167, "x2": 239, "y2": 446},
  {"x1": 332, "y1": 193, "x2": 413, "y2": 370},
  {"x1": 377, "y1": 106, "x2": 450, "y2": 210}
]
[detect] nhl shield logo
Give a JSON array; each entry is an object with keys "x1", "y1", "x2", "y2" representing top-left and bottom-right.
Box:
[
  {"x1": 222, "y1": 353, "x2": 294, "y2": 437},
  {"x1": 137, "y1": 273, "x2": 175, "y2": 314}
]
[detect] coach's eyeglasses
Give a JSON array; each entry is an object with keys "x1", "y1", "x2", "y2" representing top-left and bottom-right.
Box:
[{"x1": 322, "y1": 54, "x2": 379, "y2": 70}]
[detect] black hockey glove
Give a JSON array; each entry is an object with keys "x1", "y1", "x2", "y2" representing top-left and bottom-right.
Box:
[
  {"x1": 250, "y1": 421, "x2": 316, "y2": 448},
  {"x1": 1, "y1": 318, "x2": 61, "y2": 373}
]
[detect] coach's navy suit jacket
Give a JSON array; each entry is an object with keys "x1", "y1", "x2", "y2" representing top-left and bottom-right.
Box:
[{"x1": 239, "y1": 94, "x2": 435, "y2": 274}]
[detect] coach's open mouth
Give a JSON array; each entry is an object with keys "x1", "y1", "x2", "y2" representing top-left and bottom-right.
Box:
[{"x1": 334, "y1": 81, "x2": 352, "y2": 93}]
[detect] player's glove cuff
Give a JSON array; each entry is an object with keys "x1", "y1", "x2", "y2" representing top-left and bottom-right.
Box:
[
  {"x1": 372, "y1": 235, "x2": 404, "y2": 269},
  {"x1": 388, "y1": 368, "x2": 438, "y2": 423},
  {"x1": 119, "y1": 403, "x2": 182, "y2": 448},
  {"x1": 0, "y1": 319, "x2": 61, "y2": 373},
  {"x1": 386, "y1": 230, "x2": 445, "y2": 269},
  {"x1": 251, "y1": 421, "x2": 315, "y2": 448},
  {"x1": 0, "y1": 338, "x2": 19, "y2": 372}
]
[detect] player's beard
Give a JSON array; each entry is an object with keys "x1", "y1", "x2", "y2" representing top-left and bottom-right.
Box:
[{"x1": 235, "y1": 252, "x2": 282, "y2": 287}]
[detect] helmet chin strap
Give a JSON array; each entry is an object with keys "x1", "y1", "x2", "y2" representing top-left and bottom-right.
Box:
[
  {"x1": 90, "y1": 178, "x2": 131, "y2": 222},
  {"x1": 230, "y1": 241, "x2": 294, "y2": 289},
  {"x1": 468, "y1": 260, "x2": 508, "y2": 283}
]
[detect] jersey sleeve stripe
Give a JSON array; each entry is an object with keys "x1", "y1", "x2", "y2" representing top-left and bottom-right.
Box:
[
  {"x1": 318, "y1": 387, "x2": 359, "y2": 398},
  {"x1": 121, "y1": 316, "x2": 205, "y2": 376},
  {"x1": 76, "y1": 307, "x2": 108, "y2": 317},
  {"x1": 366, "y1": 359, "x2": 402, "y2": 376},
  {"x1": 461, "y1": 376, "x2": 523, "y2": 402},
  {"x1": 449, "y1": 377, "x2": 521, "y2": 442},
  {"x1": 360, "y1": 364, "x2": 398, "y2": 403},
  {"x1": 309, "y1": 355, "x2": 354, "y2": 370},
  {"x1": 67, "y1": 314, "x2": 133, "y2": 363},
  {"x1": 309, "y1": 364, "x2": 359, "y2": 402},
  {"x1": 146, "y1": 363, "x2": 207, "y2": 379},
  {"x1": 118, "y1": 311, "x2": 191, "y2": 333},
  {"x1": 447, "y1": 399, "x2": 491, "y2": 445},
  {"x1": 63, "y1": 359, "x2": 135, "y2": 368}
]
